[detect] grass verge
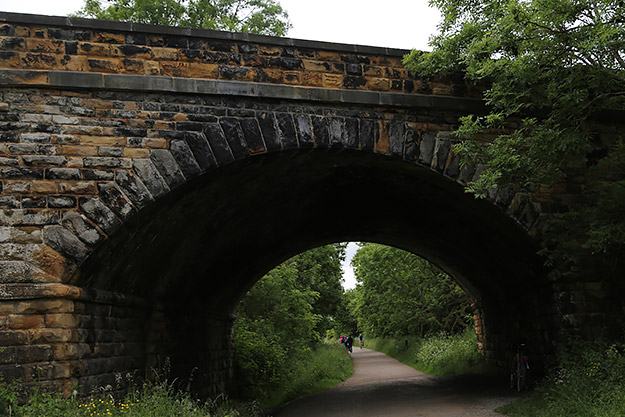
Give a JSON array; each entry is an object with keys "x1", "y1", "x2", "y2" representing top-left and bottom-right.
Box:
[
  {"x1": 260, "y1": 342, "x2": 353, "y2": 410},
  {"x1": 366, "y1": 327, "x2": 495, "y2": 377},
  {"x1": 497, "y1": 340, "x2": 625, "y2": 416},
  {"x1": 0, "y1": 378, "x2": 262, "y2": 417}
]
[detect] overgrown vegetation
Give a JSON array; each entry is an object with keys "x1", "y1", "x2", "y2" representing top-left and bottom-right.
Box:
[
  {"x1": 350, "y1": 243, "x2": 474, "y2": 338},
  {"x1": 499, "y1": 340, "x2": 625, "y2": 416},
  {"x1": 367, "y1": 328, "x2": 492, "y2": 377},
  {"x1": 233, "y1": 244, "x2": 353, "y2": 409},
  {"x1": 0, "y1": 378, "x2": 262, "y2": 417},
  {"x1": 406, "y1": 0, "x2": 625, "y2": 264}
]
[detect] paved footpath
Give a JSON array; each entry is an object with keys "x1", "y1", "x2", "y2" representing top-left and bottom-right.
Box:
[{"x1": 273, "y1": 348, "x2": 518, "y2": 417}]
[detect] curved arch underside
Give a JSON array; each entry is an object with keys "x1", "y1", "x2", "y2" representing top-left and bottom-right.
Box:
[{"x1": 77, "y1": 149, "x2": 546, "y2": 317}]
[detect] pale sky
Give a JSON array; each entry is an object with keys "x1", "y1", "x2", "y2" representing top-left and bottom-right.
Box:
[
  {"x1": 0, "y1": 0, "x2": 440, "y2": 51},
  {"x1": 0, "y1": 1, "x2": 441, "y2": 289}
]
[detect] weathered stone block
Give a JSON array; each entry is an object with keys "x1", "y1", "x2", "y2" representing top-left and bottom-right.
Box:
[
  {"x1": 8, "y1": 314, "x2": 45, "y2": 330},
  {"x1": 43, "y1": 225, "x2": 89, "y2": 263},
  {"x1": 132, "y1": 158, "x2": 170, "y2": 198},
  {"x1": 149, "y1": 149, "x2": 186, "y2": 188},
  {"x1": 78, "y1": 197, "x2": 122, "y2": 234}
]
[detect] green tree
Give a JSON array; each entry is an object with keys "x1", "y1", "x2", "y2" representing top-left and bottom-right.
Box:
[
  {"x1": 406, "y1": 0, "x2": 625, "y2": 257},
  {"x1": 351, "y1": 243, "x2": 472, "y2": 338},
  {"x1": 73, "y1": 0, "x2": 291, "y2": 36}
]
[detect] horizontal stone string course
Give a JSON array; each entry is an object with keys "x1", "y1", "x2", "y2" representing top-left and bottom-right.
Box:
[{"x1": 0, "y1": 14, "x2": 479, "y2": 97}]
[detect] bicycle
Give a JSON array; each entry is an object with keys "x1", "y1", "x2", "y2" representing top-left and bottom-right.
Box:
[{"x1": 510, "y1": 343, "x2": 529, "y2": 392}]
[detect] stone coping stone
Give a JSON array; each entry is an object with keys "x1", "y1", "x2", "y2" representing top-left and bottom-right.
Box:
[
  {"x1": 0, "y1": 69, "x2": 486, "y2": 113},
  {"x1": 0, "y1": 11, "x2": 410, "y2": 56}
]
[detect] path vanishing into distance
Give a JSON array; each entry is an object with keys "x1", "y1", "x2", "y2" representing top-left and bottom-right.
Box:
[{"x1": 274, "y1": 348, "x2": 519, "y2": 417}]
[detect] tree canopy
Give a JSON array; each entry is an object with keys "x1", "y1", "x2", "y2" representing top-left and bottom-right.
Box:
[
  {"x1": 405, "y1": 0, "x2": 625, "y2": 257},
  {"x1": 350, "y1": 243, "x2": 473, "y2": 338},
  {"x1": 73, "y1": 0, "x2": 291, "y2": 36}
]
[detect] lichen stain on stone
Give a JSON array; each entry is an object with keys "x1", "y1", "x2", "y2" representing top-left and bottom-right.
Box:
[
  {"x1": 32, "y1": 245, "x2": 75, "y2": 283},
  {"x1": 375, "y1": 121, "x2": 390, "y2": 154}
]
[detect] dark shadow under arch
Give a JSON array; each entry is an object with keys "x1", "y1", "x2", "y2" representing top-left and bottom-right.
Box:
[{"x1": 77, "y1": 148, "x2": 547, "y2": 316}]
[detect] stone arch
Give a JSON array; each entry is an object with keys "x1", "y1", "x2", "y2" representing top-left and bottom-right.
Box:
[{"x1": 32, "y1": 100, "x2": 549, "y2": 395}]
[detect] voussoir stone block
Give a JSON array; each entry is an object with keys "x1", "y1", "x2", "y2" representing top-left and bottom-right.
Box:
[{"x1": 43, "y1": 225, "x2": 89, "y2": 263}]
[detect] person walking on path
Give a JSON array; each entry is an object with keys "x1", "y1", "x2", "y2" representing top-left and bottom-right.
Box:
[
  {"x1": 358, "y1": 333, "x2": 364, "y2": 349},
  {"x1": 345, "y1": 335, "x2": 353, "y2": 353}
]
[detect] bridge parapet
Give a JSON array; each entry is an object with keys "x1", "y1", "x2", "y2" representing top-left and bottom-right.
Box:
[{"x1": 0, "y1": 12, "x2": 478, "y2": 97}]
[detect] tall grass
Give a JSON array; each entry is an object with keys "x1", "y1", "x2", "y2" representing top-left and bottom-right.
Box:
[
  {"x1": 367, "y1": 327, "x2": 493, "y2": 376},
  {"x1": 0, "y1": 378, "x2": 262, "y2": 417},
  {"x1": 260, "y1": 342, "x2": 353, "y2": 410},
  {"x1": 498, "y1": 340, "x2": 625, "y2": 417}
]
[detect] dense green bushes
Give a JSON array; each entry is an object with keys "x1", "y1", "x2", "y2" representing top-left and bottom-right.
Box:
[
  {"x1": 499, "y1": 340, "x2": 625, "y2": 416},
  {"x1": 367, "y1": 328, "x2": 492, "y2": 377}
]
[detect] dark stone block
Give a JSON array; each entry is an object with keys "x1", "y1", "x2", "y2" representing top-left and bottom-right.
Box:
[
  {"x1": 187, "y1": 114, "x2": 218, "y2": 123},
  {"x1": 115, "y1": 170, "x2": 154, "y2": 209},
  {"x1": 238, "y1": 43, "x2": 258, "y2": 54},
  {"x1": 83, "y1": 170, "x2": 115, "y2": 181},
  {"x1": 184, "y1": 132, "x2": 217, "y2": 171},
  {"x1": 170, "y1": 139, "x2": 202, "y2": 179},
  {"x1": 328, "y1": 118, "x2": 345, "y2": 148},
  {"x1": 340, "y1": 54, "x2": 370, "y2": 64},
  {"x1": 203, "y1": 123, "x2": 234, "y2": 165},
  {"x1": 0, "y1": 196, "x2": 19, "y2": 209},
  {"x1": 126, "y1": 33, "x2": 147, "y2": 45},
  {"x1": 404, "y1": 80, "x2": 415, "y2": 93},
  {"x1": 343, "y1": 75, "x2": 367, "y2": 89},
  {"x1": 239, "y1": 118, "x2": 266, "y2": 154},
  {"x1": 117, "y1": 45, "x2": 151, "y2": 56},
  {"x1": 311, "y1": 116, "x2": 330, "y2": 148},
  {"x1": 44, "y1": 224, "x2": 90, "y2": 262},
  {"x1": 182, "y1": 49, "x2": 203, "y2": 60},
  {"x1": 227, "y1": 109, "x2": 255, "y2": 118},
  {"x1": 22, "y1": 196, "x2": 46, "y2": 209},
  {"x1": 391, "y1": 80, "x2": 403, "y2": 91},
  {"x1": 360, "y1": 119, "x2": 376, "y2": 151},
  {"x1": 48, "y1": 196, "x2": 77, "y2": 208},
  {"x1": 133, "y1": 158, "x2": 170, "y2": 198},
  {"x1": 294, "y1": 114, "x2": 314, "y2": 148},
  {"x1": 219, "y1": 66, "x2": 250, "y2": 80},
  {"x1": 176, "y1": 122, "x2": 204, "y2": 132},
  {"x1": 79, "y1": 197, "x2": 123, "y2": 234},
  {"x1": 1, "y1": 167, "x2": 43, "y2": 179},
  {"x1": 419, "y1": 132, "x2": 436, "y2": 166},
  {"x1": 404, "y1": 130, "x2": 420, "y2": 162},
  {"x1": 164, "y1": 36, "x2": 189, "y2": 48},
  {"x1": 203, "y1": 51, "x2": 229, "y2": 64},
  {"x1": 276, "y1": 113, "x2": 298, "y2": 150},
  {"x1": 207, "y1": 40, "x2": 234, "y2": 52},
  {"x1": 115, "y1": 127, "x2": 147, "y2": 137},
  {"x1": 345, "y1": 118, "x2": 360, "y2": 149},
  {"x1": 432, "y1": 134, "x2": 453, "y2": 172},
  {"x1": 219, "y1": 118, "x2": 250, "y2": 159},
  {"x1": 150, "y1": 149, "x2": 186, "y2": 188},
  {"x1": 389, "y1": 122, "x2": 405, "y2": 157},
  {"x1": 256, "y1": 112, "x2": 281, "y2": 151},
  {"x1": 23, "y1": 155, "x2": 67, "y2": 166},
  {"x1": 16, "y1": 345, "x2": 53, "y2": 363},
  {"x1": 268, "y1": 57, "x2": 303, "y2": 70},
  {"x1": 98, "y1": 182, "x2": 136, "y2": 219},
  {"x1": 62, "y1": 211, "x2": 103, "y2": 246},
  {"x1": 346, "y1": 63, "x2": 362, "y2": 76},
  {"x1": 0, "y1": 25, "x2": 14, "y2": 36}
]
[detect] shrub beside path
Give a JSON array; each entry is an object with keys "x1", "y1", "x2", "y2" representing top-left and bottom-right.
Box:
[{"x1": 274, "y1": 348, "x2": 518, "y2": 417}]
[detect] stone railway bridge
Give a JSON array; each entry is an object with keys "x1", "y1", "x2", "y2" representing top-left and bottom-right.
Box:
[{"x1": 0, "y1": 12, "x2": 622, "y2": 396}]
